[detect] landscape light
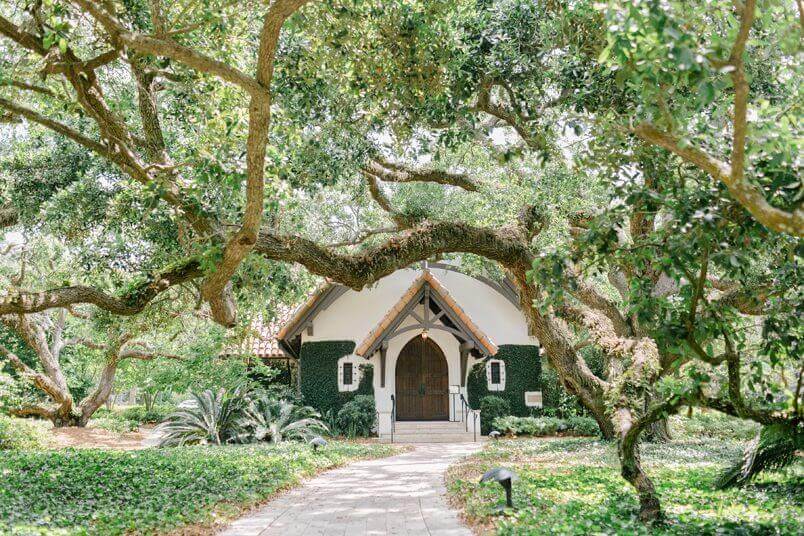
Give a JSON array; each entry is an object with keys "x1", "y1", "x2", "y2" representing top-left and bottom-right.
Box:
[{"x1": 480, "y1": 467, "x2": 518, "y2": 509}]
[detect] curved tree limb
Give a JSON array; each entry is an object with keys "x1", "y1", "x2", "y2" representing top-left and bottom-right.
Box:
[
  {"x1": 0, "y1": 343, "x2": 69, "y2": 407},
  {"x1": 633, "y1": 1, "x2": 803, "y2": 237},
  {"x1": 199, "y1": 0, "x2": 311, "y2": 326},
  {"x1": 70, "y1": 0, "x2": 267, "y2": 96},
  {"x1": 364, "y1": 157, "x2": 479, "y2": 192},
  {"x1": 0, "y1": 258, "x2": 202, "y2": 316}
]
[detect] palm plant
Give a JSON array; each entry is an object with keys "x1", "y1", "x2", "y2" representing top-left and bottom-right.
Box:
[
  {"x1": 242, "y1": 397, "x2": 328, "y2": 444},
  {"x1": 716, "y1": 422, "x2": 803, "y2": 488},
  {"x1": 157, "y1": 387, "x2": 249, "y2": 447}
]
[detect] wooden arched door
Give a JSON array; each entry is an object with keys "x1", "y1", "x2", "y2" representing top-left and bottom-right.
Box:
[{"x1": 395, "y1": 336, "x2": 449, "y2": 421}]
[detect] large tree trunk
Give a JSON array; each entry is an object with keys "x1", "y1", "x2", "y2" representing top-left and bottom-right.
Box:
[
  {"x1": 78, "y1": 357, "x2": 119, "y2": 426},
  {"x1": 616, "y1": 408, "x2": 663, "y2": 522}
]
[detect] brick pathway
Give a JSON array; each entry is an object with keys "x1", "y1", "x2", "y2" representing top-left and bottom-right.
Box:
[{"x1": 218, "y1": 443, "x2": 481, "y2": 536}]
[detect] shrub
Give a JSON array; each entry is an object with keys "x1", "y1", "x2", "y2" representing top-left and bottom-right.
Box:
[
  {"x1": 242, "y1": 397, "x2": 328, "y2": 444},
  {"x1": 260, "y1": 383, "x2": 304, "y2": 405},
  {"x1": 157, "y1": 387, "x2": 249, "y2": 446},
  {"x1": 321, "y1": 408, "x2": 341, "y2": 437},
  {"x1": 121, "y1": 404, "x2": 175, "y2": 424},
  {"x1": 336, "y1": 395, "x2": 376, "y2": 437},
  {"x1": 565, "y1": 416, "x2": 600, "y2": 437},
  {"x1": 492, "y1": 416, "x2": 562, "y2": 436},
  {"x1": 0, "y1": 415, "x2": 51, "y2": 450},
  {"x1": 479, "y1": 395, "x2": 511, "y2": 435},
  {"x1": 671, "y1": 411, "x2": 760, "y2": 441},
  {"x1": 717, "y1": 422, "x2": 804, "y2": 489},
  {"x1": 491, "y1": 415, "x2": 600, "y2": 437},
  {"x1": 90, "y1": 417, "x2": 138, "y2": 434}
]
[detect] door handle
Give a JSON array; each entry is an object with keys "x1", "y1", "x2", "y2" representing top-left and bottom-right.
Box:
[{"x1": 418, "y1": 384, "x2": 425, "y2": 396}]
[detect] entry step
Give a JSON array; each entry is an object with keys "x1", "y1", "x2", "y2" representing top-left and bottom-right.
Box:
[
  {"x1": 383, "y1": 420, "x2": 483, "y2": 443},
  {"x1": 394, "y1": 421, "x2": 470, "y2": 430}
]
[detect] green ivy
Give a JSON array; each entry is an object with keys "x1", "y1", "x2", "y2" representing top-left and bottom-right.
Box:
[
  {"x1": 0, "y1": 442, "x2": 397, "y2": 534},
  {"x1": 467, "y1": 345, "x2": 541, "y2": 416},
  {"x1": 299, "y1": 340, "x2": 374, "y2": 415}
]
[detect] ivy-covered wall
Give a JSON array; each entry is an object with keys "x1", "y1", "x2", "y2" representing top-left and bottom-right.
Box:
[
  {"x1": 299, "y1": 340, "x2": 373, "y2": 415},
  {"x1": 467, "y1": 344, "x2": 542, "y2": 416}
]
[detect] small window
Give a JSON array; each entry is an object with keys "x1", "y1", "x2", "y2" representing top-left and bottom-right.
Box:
[
  {"x1": 485, "y1": 359, "x2": 505, "y2": 391},
  {"x1": 343, "y1": 362, "x2": 353, "y2": 385},
  {"x1": 338, "y1": 356, "x2": 361, "y2": 392},
  {"x1": 490, "y1": 361, "x2": 501, "y2": 384}
]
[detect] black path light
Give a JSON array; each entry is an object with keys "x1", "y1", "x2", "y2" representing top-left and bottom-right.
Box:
[
  {"x1": 488, "y1": 430, "x2": 501, "y2": 440},
  {"x1": 480, "y1": 467, "x2": 518, "y2": 510},
  {"x1": 309, "y1": 436, "x2": 327, "y2": 452}
]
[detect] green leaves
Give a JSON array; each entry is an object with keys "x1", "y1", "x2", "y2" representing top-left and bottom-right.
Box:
[
  {"x1": 448, "y1": 436, "x2": 802, "y2": 535},
  {"x1": 0, "y1": 442, "x2": 397, "y2": 534}
]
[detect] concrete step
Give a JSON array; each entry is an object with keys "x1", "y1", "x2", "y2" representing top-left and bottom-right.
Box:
[
  {"x1": 394, "y1": 421, "x2": 470, "y2": 431},
  {"x1": 394, "y1": 426, "x2": 479, "y2": 435},
  {"x1": 389, "y1": 432, "x2": 481, "y2": 444}
]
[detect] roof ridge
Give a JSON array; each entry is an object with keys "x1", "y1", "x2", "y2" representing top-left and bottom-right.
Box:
[{"x1": 355, "y1": 270, "x2": 498, "y2": 357}]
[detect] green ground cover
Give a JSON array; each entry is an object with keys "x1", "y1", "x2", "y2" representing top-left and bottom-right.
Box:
[
  {"x1": 0, "y1": 441, "x2": 397, "y2": 535},
  {"x1": 447, "y1": 437, "x2": 803, "y2": 535}
]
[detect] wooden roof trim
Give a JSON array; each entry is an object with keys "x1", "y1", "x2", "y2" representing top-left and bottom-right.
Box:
[
  {"x1": 355, "y1": 271, "x2": 498, "y2": 357},
  {"x1": 276, "y1": 283, "x2": 347, "y2": 341}
]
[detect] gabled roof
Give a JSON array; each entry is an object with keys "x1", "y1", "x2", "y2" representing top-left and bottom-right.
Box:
[
  {"x1": 276, "y1": 283, "x2": 348, "y2": 357},
  {"x1": 355, "y1": 270, "x2": 498, "y2": 357}
]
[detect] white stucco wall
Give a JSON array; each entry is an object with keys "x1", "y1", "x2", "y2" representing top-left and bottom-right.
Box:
[
  {"x1": 299, "y1": 265, "x2": 538, "y2": 437},
  {"x1": 303, "y1": 266, "x2": 534, "y2": 346}
]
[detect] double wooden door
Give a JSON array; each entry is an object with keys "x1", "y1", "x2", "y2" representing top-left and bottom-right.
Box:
[{"x1": 395, "y1": 336, "x2": 449, "y2": 420}]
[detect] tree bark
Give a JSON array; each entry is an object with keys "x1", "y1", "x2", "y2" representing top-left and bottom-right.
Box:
[
  {"x1": 616, "y1": 408, "x2": 663, "y2": 522},
  {"x1": 644, "y1": 418, "x2": 671, "y2": 443},
  {"x1": 78, "y1": 356, "x2": 119, "y2": 426},
  {"x1": 511, "y1": 270, "x2": 616, "y2": 439}
]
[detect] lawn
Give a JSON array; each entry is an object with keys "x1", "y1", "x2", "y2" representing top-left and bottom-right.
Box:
[
  {"x1": 0, "y1": 441, "x2": 398, "y2": 535},
  {"x1": 447, "y1": 437, "x2": 803, "y2": 535}
]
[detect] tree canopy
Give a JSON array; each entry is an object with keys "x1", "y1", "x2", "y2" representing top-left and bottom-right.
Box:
[{"x1": 0, "y1": 0, "x2": 800, "y2": 522}]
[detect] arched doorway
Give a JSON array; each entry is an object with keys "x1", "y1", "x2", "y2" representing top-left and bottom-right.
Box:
[{"x1": 395, "y1": 336, "x2": 449, "y2": 421}]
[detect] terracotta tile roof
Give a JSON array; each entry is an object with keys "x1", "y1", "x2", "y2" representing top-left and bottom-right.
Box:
[
  {"x1": 355, "y1": 270, "x2": 498, "y2": 357},
  {"x1": 233, "y1": 304, "x2": 297, "y2": 358}
]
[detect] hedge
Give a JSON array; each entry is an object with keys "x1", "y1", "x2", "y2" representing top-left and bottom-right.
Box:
[
  {"x1": 467, "y1": 344, "x2": 541, "y2": 416},
  {"x1": 0, "y1": 415, "x2": 52, "y2": 450},
  {"x1": 299, "y1": 340, "x2": 373, "y2": 415},
  {"x1": 492, "y1": 415, "x2": 600, "y2": 437}
]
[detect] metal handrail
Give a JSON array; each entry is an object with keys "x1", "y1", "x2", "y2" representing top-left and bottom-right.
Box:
[
  {"x1": 390, "y1": 394, "x2": 396, "y2": 443},
  {"x1": 459, "y1": 394, "x2": 479, "y2": 441}
]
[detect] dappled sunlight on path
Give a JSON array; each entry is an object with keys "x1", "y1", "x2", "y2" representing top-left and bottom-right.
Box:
[{"x1": 219, "y1": 443, "x2": 480, "y2": 536}]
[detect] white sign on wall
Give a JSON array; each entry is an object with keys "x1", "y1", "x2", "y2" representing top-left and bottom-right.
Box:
[{"x1": 524, "y1": 391, "x2": 543, "y2": 408}]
